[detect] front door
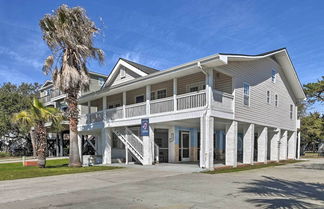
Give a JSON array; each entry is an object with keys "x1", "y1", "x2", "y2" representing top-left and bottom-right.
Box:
[{"x1": 180, "y1": 131, "x2": 190, "y2": 161}]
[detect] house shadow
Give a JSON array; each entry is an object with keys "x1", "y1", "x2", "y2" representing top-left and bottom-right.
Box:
[{"x1": 238, "y1": 176, "x2": 324, "y2": 208}]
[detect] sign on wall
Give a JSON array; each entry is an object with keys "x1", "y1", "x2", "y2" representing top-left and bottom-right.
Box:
[{"x1": 140, "y1": 118, "x2": 149, "y2": 136}]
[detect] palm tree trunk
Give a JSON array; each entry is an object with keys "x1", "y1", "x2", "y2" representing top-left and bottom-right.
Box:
[
  {"x1": 67, "y1": 91, "x2": 82, "y2": 167},
  {"x1": 35, "y1": 123, "x2": 47, "y2": 168},
  {"x1": 29, "y1": 129, "x2": 37, "y2": 157}
]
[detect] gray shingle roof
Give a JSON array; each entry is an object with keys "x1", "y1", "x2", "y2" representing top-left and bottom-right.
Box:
[{"x1": 120, "y1": 58, "x2": 159, "y2": 74}]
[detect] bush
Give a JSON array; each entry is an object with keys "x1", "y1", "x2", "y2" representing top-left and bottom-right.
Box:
[{"x1": 0, "y1": 152, "x2": 11, "y2": 158}]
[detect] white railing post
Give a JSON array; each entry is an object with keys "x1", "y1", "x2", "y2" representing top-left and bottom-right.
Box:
[
  {"x1": 123, "y1": 91, "x2": 126, "y2": 118},
  {"x1": 146, "y1": 85, "x2": 151, "y2": 116},
  {"x1": 173, "y1": 78, "x2": 177, "y2": 111}
]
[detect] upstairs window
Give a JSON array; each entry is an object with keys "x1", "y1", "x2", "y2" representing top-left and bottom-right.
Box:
[
  {"x1": 157, "y1": 89, "x2": 167, "y2": 99},
  {"x1": 120, "y1": 68, "x2": 126, "y2": 79},
  {"x1": 267, "y1": 91, "x2": 270, "y2": 104},
  {"x1": 187, "y1": 81, "x2": 205, "y2": 92},
  {"x1": 275, "y1": 94, "x2": 278, "y2": 107},
  {"x1": 272, "y1": 69, "x2": 277, "y2": 83},
  {"x1": 290, "y1": 104, "x2": 293, "y2": 119},
  {"x1": 151, "y1": 92, "x2": 156, "y2": 100},
  {"x1": 135, "y1": 95, "x2": 145, "y2": 103},
  {"x1": 243, "y1": 82, "x2": 250, "y2": 106},
  {"x1": 98, "y1": 77, "x2": 105, "y2": 86}
]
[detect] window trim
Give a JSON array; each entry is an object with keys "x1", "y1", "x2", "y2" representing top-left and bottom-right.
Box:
[
  {"x1": 290, "y1": 104, "x2": 293, "y2": 119},
  {"x1": 266, "y1": 90, "x2": 270, "y2": 104},
  {"x1": 120, "y1": 68, "x2": 126, "y2": 79},
  {"x1": 272, "y1": 69, "x2": 277, "y2": 83},
  {"x1": 151, "y1": 88, "x2": 167, "y2": 100},
  {"x1": 243, "y1": 82, "x2": 250, "y2": 106},
  {"x1": 186, "y1": 81, "x2": 206, "y2": 93},
  {"x1": 98, "y1": 77, "x2": 105, "y2": 86},
  {"x1": 274, "y1": 94, "x2": 279, "y2": 107}
]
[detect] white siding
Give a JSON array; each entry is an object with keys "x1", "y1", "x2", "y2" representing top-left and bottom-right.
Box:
[
  {"x1": 219, "y1": 58, "x2": 297, "y2": 131},
  {"x1": 110, "y1": 67, "x2": 141, "y2": 87}
]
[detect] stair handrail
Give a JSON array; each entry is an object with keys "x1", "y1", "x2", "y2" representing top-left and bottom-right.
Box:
[{"x1": 112, "y1": 128, "x2": 144, "y2": 160}]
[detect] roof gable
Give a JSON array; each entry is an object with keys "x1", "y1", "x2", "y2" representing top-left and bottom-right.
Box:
[{"x1": 103, "y1": 58, "x2": 159, "y2": 88}]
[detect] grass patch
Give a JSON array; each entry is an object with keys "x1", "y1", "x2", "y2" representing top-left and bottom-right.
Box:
[
  {"x1": 203, "y1": 160, "x2": 304, "y2": 174},
  {"x1": 0, "y1": 159, "x2": 122, "y2": 181}
]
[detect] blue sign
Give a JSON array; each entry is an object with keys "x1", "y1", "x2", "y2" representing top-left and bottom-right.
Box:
[{"x1": 140, "y1": 119, "x2": 149, "y2": 136}]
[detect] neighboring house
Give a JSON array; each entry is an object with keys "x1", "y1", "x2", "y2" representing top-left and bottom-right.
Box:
[
  {"x1": 77, "y1": 48, "x2": 305, "y2": 170},
  {"x1": 38, "y1": 72, "x2": 107, "y2": 157}
]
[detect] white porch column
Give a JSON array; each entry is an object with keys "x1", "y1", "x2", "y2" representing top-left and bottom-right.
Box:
[
  {"x1": 87, "y1": 101, "x2": 91, "y2": 114},
  {"x1": 257, "y1": 127, "x2": 268, "y2": 163},
  {"x1": 288, "y1": 131, "x2": 297, "y2": 159},
  {"x1": 56, "y1": 132, "x2": 60, "y2": 157},
  {"x1": 200, "y1": 115, "x2": 214, "y2": 170},
  {"x1": 125, "y1": 144, "x2": 129, "y2": 165},
  {"x1": 142, "y1": 125, "x2": 153, "y2": 165},
  {"x1": 103, "y1": 96, "x2": 107, "y2": 110},
  {"x1": 226, "y1": 121, "x2": 238, "y2": 167},
  {"x1": 78, "y1": 134, "x2": 83, "y2": 164},
  {"x1": 199, "y1": 117, "x2": 206, "y2": 168},
  {"x1": 103, "y1": 96, "x2": 107, "y2": 121},
  {"x1": 243, "y1": 123, "x2": 255, "y2": 164},
  {"x1": 173, "y1": 78, "x2": 177, "y2": 111},
  {"x1": 279, "y1": 130, "x2": 288, "y2": 160},
  {"x1": 270, "y1": 129, "x2": 280, "y2": 162},
  {"x1": 59, "y1": 133, "x2": 63, "y2": 156},
  {"x1": 206, "y1": 69, "x2": 214, "y2": 108},
  {"x1": 146, "y1": 85, "x2": 151, "y2": 116},
  {"x1": 297, "y1": 131, "x2": 301, "y2": 159},
  {"x1": 101, "y1": 128, "x2": 112, "y2": 164},
  {"x1": 122, "y1": 91, "x2": 126, "y2": 118}
]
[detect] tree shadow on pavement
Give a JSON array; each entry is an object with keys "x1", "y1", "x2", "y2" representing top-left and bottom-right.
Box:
[{"x1": 239, "y1": 176, "x2": 324, "y2": 209}]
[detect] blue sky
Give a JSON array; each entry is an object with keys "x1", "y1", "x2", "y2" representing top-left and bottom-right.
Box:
[{"x1": 0, "y1": 0, "x2": 323, "y2": 112}]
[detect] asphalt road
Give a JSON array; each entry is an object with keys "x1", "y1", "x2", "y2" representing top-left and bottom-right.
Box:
[{"x1": 0, "y1": 158, "x2": 323, "y2": 209}]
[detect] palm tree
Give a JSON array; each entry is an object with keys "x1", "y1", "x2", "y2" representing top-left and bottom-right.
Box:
[
  {"x1": 39, "y1": 5, "x2": 104, "y2": 167},
  {"x1": 12, "y1": 98, "x2": 63, "y2": 168}
]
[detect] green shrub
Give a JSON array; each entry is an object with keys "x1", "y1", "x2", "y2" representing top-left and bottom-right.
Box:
[{"x1": 0, "y1": 152, "x2": 11, "y2": 158}]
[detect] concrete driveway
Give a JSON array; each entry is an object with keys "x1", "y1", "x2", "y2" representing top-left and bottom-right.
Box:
[{"x1": 0, "y1": 158, "x2": 323, "y2": 209}]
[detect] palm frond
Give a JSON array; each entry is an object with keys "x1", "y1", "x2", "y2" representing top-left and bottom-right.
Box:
[{"x1": 42, "y1": 55, "x2": 54, "y2": 74}]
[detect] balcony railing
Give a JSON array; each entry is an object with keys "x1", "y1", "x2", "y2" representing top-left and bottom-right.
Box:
[
  {"x1": 80, "y1": 89, "x2": 233, "y2": 125},
  {"x1": 212, "y1": 90, "x2": 234, "y2": 113},
  {"x1": 150, "y1": 97, "x2": 174, "y2": 114},
  {"x1": 39, "y1": 89, "x2": 66, "y2": 104},
  {"x1": 125, "y1": 102, "x2": 146, "y2": 118},
  {"x1": 177, "y1": 91, "x2": 206, "y2": 110}
]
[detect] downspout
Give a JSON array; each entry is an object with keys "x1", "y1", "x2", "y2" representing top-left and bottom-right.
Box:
[{"x1": 197, "y1": 61, "x2": 209, "y2": 169}]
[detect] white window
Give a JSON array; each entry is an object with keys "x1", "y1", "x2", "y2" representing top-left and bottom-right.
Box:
[
  {"x1": 187, "y1": 81, "x2": 205, "y2": 92},
  {"x1": 151, "y1": 89, "x2": 167, "y2": 100},
  {"x1": 120, "y1": 68, "x2": 126, "y2": 79},
  {"x1": 267, "y1": 91, "x2": 270, "y2": 104},
  {"x1": 275, "y1": 94, "x2": 278, "y2": 107},
  {"x1": 98, "y1": 77, "x2": 105, "y2": 86},
  {"x1": 272, "y1": 69, "x2": 276, "y2": 83},
  {"x1": 243, "y1": 82, "x2": 250, "y2": 106},
  {"x1": 290, "y1": 104, "x2": 293, "y2": 119}
]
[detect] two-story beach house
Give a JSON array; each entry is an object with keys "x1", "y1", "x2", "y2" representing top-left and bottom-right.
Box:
[
  {"x1": 38, "y1": 72, "x2": 107, "y2": 157},
  {"x1": 77, "y1": 48, "x2": 305, "y2": 170}
]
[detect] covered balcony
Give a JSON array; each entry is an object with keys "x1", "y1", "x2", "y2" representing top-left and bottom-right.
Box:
[{"x1": 79, "y1": 70, "x2": 234, "y2": 126}]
